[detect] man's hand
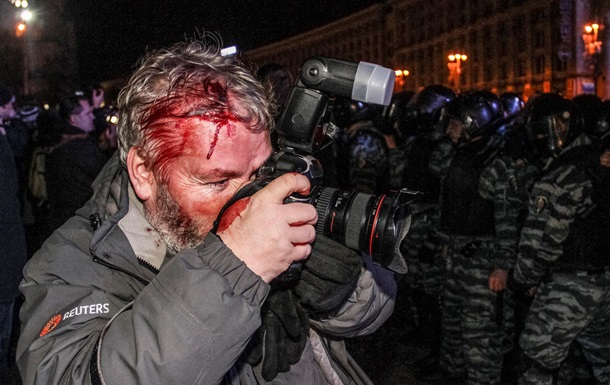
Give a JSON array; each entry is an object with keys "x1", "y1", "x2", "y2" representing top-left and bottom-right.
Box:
[
  {"x1": 217, "y1": 173, "x2": 318, "y2": 283},
  {"x1": 488, "y1": 268, "x2": 508, "y2": 292}
]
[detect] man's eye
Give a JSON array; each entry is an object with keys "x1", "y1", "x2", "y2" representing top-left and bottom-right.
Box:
[{"x1": 207, "y1": 180, "x2": 229, "y2": 188}]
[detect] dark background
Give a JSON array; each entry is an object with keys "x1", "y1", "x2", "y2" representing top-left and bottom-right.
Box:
[{"x1": 68, "y1": 0, "x2": 379, "y2": 85}]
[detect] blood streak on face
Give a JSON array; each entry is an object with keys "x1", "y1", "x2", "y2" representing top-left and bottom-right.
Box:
[
  {"x1": 142, "y1": 80, "x2": 243, "y2": 172},
  {"x1": 207, "y1": 118, "x2": 237, "y2": 160},
  {"x1": 216, "y1": 197, "x2": 250, "y2": 233}
]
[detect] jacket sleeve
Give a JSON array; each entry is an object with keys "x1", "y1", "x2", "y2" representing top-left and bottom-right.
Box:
[
  {"x1": 479, "y1": 157, "x2": 522, "y2": 270},
  {"x1": 513, "y1": 166, "x2": 592, "y2": 287},
  {"x1": 309, "y1": 255, "x2": 396, "y2": 338},
  {"x1": 17, "y1": 232, "x2": 269, "y2": 385}
]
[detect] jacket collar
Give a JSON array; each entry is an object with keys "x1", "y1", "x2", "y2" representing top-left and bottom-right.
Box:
[
  {"x1": 118, "y1": 186, "x2": 167, "y2": 271},
  {"x1": 87, "y1": 153, "x2": 168, "y2": 278}
]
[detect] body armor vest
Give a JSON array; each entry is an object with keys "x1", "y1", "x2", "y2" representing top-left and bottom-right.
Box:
[
  {"x1": 556, "y1": 148, "x2": 610, "y2": 271},
  {"x1": 440, "y1": 142, "x2": 496, "y2": 236},
  {"x1": 403, "y1": 134, "x2": 441, "y2": 204}
]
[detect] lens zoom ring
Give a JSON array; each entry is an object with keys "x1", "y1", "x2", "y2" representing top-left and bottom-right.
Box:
[
  {"x1": 345, "y1": 193, "x2": 371, "y2": 250},
  {"x1": 315, "y1": 188, "x2": 336, "y2": 235}
]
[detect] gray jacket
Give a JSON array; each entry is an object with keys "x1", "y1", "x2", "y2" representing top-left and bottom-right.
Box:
[{"x1": 17, "y1": 153, "x2": 396, "y2": 385}]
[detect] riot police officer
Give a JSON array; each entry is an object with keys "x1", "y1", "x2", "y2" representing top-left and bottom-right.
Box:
[
  {"x1": 418, "y1": 91, "x2": 505, "y2": 384},
  {"x1": 511, "y1": 94, "x2": 610, "y2": 385}
]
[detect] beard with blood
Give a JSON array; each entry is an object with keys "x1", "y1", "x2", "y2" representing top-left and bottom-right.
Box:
[{"x1": 144, "y1": 180, "x2": 209, "y2": 255}]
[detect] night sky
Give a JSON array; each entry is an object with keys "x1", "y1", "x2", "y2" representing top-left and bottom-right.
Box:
[{"x1": 71, "y1": 0, "x2": 380, "y2": 86}]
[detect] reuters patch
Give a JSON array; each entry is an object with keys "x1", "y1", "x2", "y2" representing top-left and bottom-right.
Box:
[{"x1": 40, "y1": 314, "x2": 62, "y2": 337}]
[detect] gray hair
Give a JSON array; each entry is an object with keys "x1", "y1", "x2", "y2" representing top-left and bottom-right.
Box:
[{"x1": 116, "y1": 39, "x2": 274, "y2": 174}]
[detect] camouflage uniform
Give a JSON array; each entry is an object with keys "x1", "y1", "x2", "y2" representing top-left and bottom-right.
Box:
[
  {"x1": 435, "y1": 139, "x2": 503, "y2": 384},
  {"x1": 513, "y1": 135, "x2": 610, "y2": 385},
  {"x1": 387, "y1": 145, "x2": 408, "y2": 191},
  {"x1": 478, "y1": 154, "x2": 542, "y2": 383},
  {"x1": 399, "y1": 133, "x2": 447, "y2": 343},
  {"x1": 428, "y1": 137, "x2": 455, "y2": 183},
  {"x1": 440, "y1": 236, "x2": 500, "y2": 383},
  {"x1": 479, "y1": 155, "x2": 540, "y2": 351}
]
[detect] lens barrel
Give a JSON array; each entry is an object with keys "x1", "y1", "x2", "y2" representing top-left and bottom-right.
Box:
[{"x1": 311, "y1": 187, "x2": 416, "y2": 273}]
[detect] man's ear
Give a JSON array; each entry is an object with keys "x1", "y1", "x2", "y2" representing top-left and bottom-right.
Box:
[{"x1": 127, "y1": 147, "x2": 154, "y2": 201}]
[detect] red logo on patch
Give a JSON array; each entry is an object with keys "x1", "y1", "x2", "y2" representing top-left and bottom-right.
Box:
[{"x1": 39, "y1": 314, "x2": 62, "y2": 337}]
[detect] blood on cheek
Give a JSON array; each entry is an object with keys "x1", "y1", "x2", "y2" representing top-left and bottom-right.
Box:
[{"x1": 216, "y1": 197, "x2": 251, "y2": 233}]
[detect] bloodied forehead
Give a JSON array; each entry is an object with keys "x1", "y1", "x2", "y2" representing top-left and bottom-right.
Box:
[{"x1": 141, "y1": 81, "x2": 269, "y2": 174}]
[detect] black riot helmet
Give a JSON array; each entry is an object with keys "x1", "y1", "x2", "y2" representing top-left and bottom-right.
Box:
[
  {"x1": 441, "y1": 91, "x2": 503, "y2": 142},
  {"x1": 405, "y1": 85, "x2": 456, "y2": 133},
  {"x1": 381, "y1": 91, "x2": 415, "y2": 141},
  {"x1": 500, "y1": 92, "x2": 525, "y2": 118},
  {"x1": 591, "y1": 100, "x2": 610, "y2": 140},
  {"x1": 524, "y1": 93, "x2": 584, "y2": 159},
  {"x1": 572, "y1": 93, "x2": 603, "y2": 137}
]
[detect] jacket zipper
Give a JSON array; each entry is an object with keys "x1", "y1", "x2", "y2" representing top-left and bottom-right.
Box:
[{"x1": 92, "y1": 256, "x2": 150, "y2": 286}]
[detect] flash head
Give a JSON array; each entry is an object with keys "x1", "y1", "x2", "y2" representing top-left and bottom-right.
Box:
[
  {"x1": 277, "y1": 57, "x2": 395, "y2": 152},
  {"x1": 298, "y1": 57, "x2": 394, "y2": 106}
]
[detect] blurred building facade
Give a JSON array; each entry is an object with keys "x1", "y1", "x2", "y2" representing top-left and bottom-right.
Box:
[
  {"x1": 244, "y1": 0, "x2": 610, "y2": 99},
  {"x1": 1, "y1": 0, "x2": 608, "y2": 101}
]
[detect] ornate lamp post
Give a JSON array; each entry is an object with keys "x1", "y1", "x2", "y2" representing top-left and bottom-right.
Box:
[
  {"x1": 582, "y1": 22, "x2": 604, "y2": 96},
  {"x1": 448, "y1": 53, "x2": 467, "y2": 93}
]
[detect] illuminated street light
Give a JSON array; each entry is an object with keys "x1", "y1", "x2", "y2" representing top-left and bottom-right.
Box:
[
  {"x1": 448, "y1": 52, "x2": 468, "y2": 93},
  {"x1": 583, "y1": 23, "x2": 603, "y2": 55},
  {"x1": 582, "y1": 22, "x2": 604, "y2": 96},
  {"x1": 21, "y1": 9, "x2": 32, "y2": 21},
  {"x1": 395, "y1": 69, "x2": 410, "y2": 91},
  {"x1": 15, "y1": 8, "x2": 31, "y2": 37},
  {"x1": 16, "y1": 21, "x2": 26, "y2": 36},
  {"x1": 9, "y1": 0, "x2": 29, "y2": 8}
]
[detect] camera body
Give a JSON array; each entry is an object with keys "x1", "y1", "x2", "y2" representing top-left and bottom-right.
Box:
[
  {"x1": 213, "y1": 57, "x2": 418, "y2": 276},
  {"x1": 256, "y1": 57, "x2": 418, "y2": 274}
]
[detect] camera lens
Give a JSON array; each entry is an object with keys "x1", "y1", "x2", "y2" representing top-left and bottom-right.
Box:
[{"x1": 311, "y1": 187, "x2": 415, "y2": 273}]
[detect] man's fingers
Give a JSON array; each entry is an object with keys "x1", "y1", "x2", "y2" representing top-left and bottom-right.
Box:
[
  {"x1": 254, "y1": 173, "x2": 311, "y2": 204},
  {"x1": 282, "y1": 203, "x2": 318, "y2": 226},
  {"x1": 291, "y1": 244, "x2": 313, "y2": 262},
  {"x1": 287, "y1": 224, "x2": 316, "y2": 245}
]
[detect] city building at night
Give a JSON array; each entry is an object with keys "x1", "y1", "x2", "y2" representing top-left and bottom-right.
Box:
[
  {"x1": 244, "y1": 0, "x2": 610, "y2": 99},
  {"x1": 1, "y1": 0, "x2": 608, "y2": 101}
]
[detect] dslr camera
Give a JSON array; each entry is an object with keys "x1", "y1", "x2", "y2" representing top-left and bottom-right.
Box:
[{"x1": 218, "y1": 57, "x2": 419, "y2": 275}]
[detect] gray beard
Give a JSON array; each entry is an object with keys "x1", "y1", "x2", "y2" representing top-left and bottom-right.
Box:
[{"x1": 144, "y1": 181, "x2": 208, "y2": 255}]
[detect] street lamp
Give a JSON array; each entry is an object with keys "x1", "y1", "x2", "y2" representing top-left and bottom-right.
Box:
[
  {"x1": 447, "y1": 53, "x2": 467, "y2": 93},
  {"x1": 395, "y1": 69, "x2": 410, "y2": 91},
  {"x1": 8, "y1": 0, "x2": 28, "y2": 8},
  {"x1": 16, "y1": 21, "x2": 26, "y2": 36},
  {"x1": 582, "y1": 22, "x2": 604, "y2": 96},
  {"x1": 16, "y1": 9, "x2": 33, "y2": 94},
  {"x1": 15, "y1": 9, "x2": 31, "y2": 36}
]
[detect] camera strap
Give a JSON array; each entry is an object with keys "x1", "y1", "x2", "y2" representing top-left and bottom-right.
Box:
[{"x1": 211, "y1": 178, "x2": 269, "y2": 234}]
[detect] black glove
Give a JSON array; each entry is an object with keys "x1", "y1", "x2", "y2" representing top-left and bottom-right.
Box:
[
  {"x1": 243, "y1": 287, "x2": 309, "y2": 381},
  {"x1": 294, "y1": 235, "x2": 363, "y2": 316}
]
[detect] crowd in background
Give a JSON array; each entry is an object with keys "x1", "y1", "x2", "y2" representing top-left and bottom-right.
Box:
[
  {"x1": 1, "y1": 57, "x2": 609, "y2": 385},
  {"x1": 0, "y1": 84, "x2": 117, "y2": 384}
]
